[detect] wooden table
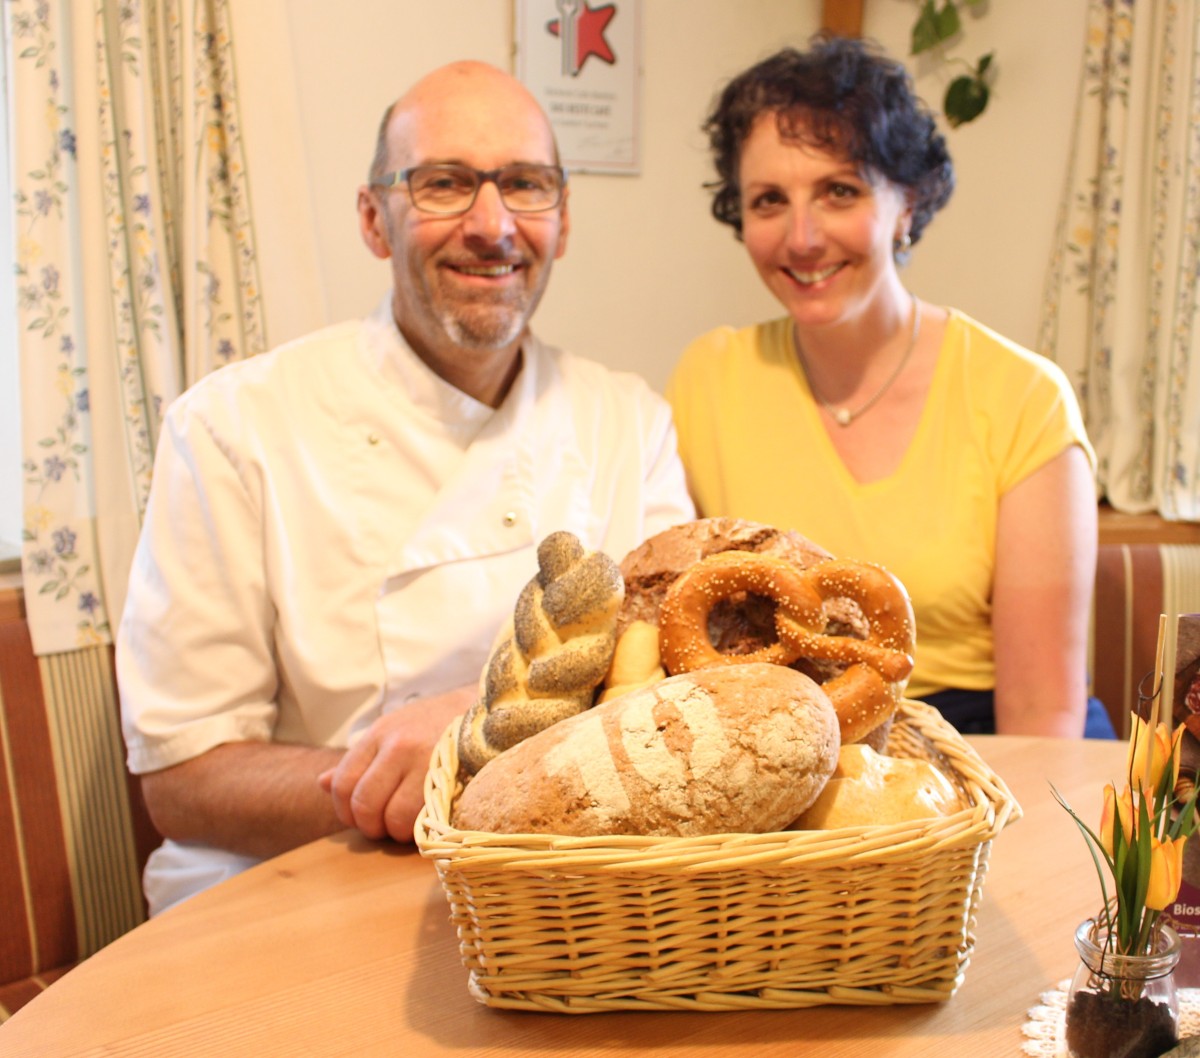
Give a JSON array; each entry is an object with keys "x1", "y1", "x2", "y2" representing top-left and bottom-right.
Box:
[{"x1": 0, "y1": 736, "x2": 1128, "y2": 1056}]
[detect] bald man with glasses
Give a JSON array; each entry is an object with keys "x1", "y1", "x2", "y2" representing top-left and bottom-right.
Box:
[{"x1": 117, "y1": 61, "x2": 694, "y2": 915}]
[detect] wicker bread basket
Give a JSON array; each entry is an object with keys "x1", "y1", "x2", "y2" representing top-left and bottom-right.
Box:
[{"x1": 415, "y1": 698, "x2": 1021, "y2": 1014}]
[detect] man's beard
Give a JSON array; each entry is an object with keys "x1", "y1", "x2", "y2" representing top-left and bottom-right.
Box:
[
  {"x1": 435, "y1": 260, "x2": 555, "y2": 350},
  {"x1": 437, "y1": 296, "x2": 527, "y2": 351}
]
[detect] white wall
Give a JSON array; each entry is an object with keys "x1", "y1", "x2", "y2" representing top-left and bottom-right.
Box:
[
  {"x1": 233, "y1": 0, "x2": 1088, "y2": 393},
  {"x1": 863, "y1": 2, "x2": 1088, "y2": 358},
  {"x1": 0, "y1": 36, "x2": 21, "y2": 560}
]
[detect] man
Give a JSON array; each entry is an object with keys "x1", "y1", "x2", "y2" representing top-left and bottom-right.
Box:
[{"x1": 117, "y1": 62, "x2": 693, "y2": 914}]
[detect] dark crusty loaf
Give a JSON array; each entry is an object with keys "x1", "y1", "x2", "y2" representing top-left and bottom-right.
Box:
[
  {"x1": 614, "y1": 515, "x2": 830, "y2": 638},
  {"x1": 451, "y1": 662, "x2": 840, "y2": 837}
]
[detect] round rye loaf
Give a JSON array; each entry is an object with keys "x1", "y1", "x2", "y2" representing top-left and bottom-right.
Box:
[
  {"x1": 451, "y1": 663, "x2": 840, "y2": 837},
  {"x1": 616, "y1": 516, "x2": 832, "y2": 640}
]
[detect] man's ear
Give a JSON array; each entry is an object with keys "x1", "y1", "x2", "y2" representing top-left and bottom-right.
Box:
[
  {"x1": 554, "y1": 186, "x2": 570, "y2": 260},
  {"x1": 357, "y1": 186, "x2": 392, "y2": 260}
]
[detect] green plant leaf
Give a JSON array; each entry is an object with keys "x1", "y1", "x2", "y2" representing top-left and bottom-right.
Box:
[
  {"x1": 934, "y1": 1, "x2": 962, "y2": 41},
  {"x1": 912, "y1": 1, "x2": 942, "y2": 54},
  {"x1": 944, "y1": 75, "x2": 989, "y2": 127}
]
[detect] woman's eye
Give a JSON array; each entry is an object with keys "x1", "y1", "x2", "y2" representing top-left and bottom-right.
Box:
[
  {"x1": 748, "y1": 189, "x2": 786, "y2": 212},
  {"x1": 826, "y1": 182, "x2": 861, "y2": 203}
]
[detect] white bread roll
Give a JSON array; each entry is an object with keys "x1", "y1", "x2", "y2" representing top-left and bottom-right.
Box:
[
  {"x1": 452, "y1": 663, "x2": 840, "y2": 837},
  {"x1": 598, "y1": 619, "x2": 665, "y2": 703},
  {"x1": 790, "y1": 743, "x2": 962, "y2": 830}
]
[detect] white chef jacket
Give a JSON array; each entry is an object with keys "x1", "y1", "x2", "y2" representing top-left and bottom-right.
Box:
[{"x1": 117, "y1": 296, "x2": 694, "y2": 913}]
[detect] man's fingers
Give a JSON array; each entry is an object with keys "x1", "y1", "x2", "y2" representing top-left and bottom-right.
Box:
[
  {"x1": 382, "y1": 772, "x2": 424, "y2": 843},
  {"x1": 346, "y1": 757, "x2": 395, "y2": 840},
  {"x1": 326, "y1": 739, "x2": 378, "y2": 831}
]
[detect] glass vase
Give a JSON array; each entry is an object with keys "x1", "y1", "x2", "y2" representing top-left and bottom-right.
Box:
[{"x1": 1064, "y1": 918, "x2": 1181, "y2": 1058}]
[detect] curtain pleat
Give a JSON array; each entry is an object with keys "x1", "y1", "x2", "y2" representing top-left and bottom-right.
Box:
[
  {"x1": 1039, "y1": 0, "x2": 1200, "y2": 521},
  {"x1": 8, "y1": 0, "x2": 266, "y2": 654}
]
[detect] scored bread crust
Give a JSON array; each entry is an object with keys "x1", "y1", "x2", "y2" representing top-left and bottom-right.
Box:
[{"x1": 451, "y1": 662, "x2": 840, "y2": 837}]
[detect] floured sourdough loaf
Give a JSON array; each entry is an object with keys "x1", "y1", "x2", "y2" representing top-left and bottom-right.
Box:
[{"x1": 452, "y1": 662, "x2": 840, "y2": 837}]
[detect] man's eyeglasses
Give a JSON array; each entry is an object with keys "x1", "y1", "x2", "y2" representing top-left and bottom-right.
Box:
[{"x1": 373, "y1": 163, "x2": 567, "y2": 215}]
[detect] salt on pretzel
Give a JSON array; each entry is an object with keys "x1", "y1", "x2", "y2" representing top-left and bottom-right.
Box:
[
  {"x1": 457, "y1": 531, "x2": 624, "y2": 775},
  {"x1": 657, "y1": 551, "x2": 915, "y2": 743}
]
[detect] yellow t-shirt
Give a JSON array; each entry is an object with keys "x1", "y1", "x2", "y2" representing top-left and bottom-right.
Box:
[{"x1": 666, "y1": 311, "x2": 1094, "y2": 698}]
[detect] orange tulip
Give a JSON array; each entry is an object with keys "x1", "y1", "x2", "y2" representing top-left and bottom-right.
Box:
[
  {"x1": 1100, "y1": 782, "x2": 1135, "y2": 857},
  {"x1": 1128, "y1": 715, "x2": 1182, "y2": 796},
  {"x1": 1145, "y1": 834, "x2": 1187, "y2": 911}
]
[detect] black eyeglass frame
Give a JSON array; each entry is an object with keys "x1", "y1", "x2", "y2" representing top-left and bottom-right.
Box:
[{"x1": 372, "y1": 163, "x2": 568, "y2": 215}]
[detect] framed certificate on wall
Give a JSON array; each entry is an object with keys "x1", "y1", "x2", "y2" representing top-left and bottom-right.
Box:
[{"x1": 515, "y1": 0, "x2": 642, "y2": 174}]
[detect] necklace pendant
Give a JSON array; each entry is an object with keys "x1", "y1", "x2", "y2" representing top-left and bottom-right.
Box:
[{"x1": 796, "y1": 291, "x2": 922, "y2": 430}]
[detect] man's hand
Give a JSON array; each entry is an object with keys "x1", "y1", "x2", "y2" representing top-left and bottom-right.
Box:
[{"x1": 319, "y1": 684, "x2": 475, "y2": 841}]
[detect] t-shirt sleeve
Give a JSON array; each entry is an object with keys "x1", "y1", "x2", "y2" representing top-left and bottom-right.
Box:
[{"x1": 990, "y1": 348, "x2": 1096, "y2": 496}]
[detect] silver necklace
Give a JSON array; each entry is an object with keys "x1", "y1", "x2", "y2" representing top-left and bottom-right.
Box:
[{"x1": 796, "y1": 293, "x2": 921, "y2": 427}]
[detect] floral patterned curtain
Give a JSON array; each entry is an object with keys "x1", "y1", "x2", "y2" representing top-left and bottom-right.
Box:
[
  {"x1": 7, "y1": 0, "x2": 265, "y2": 654},
  {"x1": 1039, "y1": 0, "x2": 1200, "y2": 520}
]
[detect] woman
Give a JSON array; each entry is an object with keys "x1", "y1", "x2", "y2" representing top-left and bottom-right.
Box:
[{"x1": 667, "y1": 37, "x2": 1099, "y2": 736}]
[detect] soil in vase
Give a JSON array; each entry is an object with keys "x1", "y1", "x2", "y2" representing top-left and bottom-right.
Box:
[{"x1": 1064, "y1": 987, "x2": 1178, "y2": 1058}]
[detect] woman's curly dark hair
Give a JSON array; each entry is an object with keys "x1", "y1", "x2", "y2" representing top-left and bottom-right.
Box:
[{"x1": 705, "y1": 35, "x2": 954, "y2": 246}]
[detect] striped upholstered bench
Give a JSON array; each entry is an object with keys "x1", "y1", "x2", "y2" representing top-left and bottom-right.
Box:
[
  {"x1": 1091, "y1": 540, "x2": 1200, "y2": 739},
  {"x1": 0, "y1": 584, "x2": 160, "y2": 1021}
]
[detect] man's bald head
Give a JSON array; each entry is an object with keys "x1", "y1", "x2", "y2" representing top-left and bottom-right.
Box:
[{"x1": 367, "y1": 62, "x2": 558, "y2": 184}]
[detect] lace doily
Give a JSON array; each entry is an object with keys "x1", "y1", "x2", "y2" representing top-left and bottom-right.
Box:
[{"x1": 1022, "y1": 982, "x2": 1200, "y2": 1056}]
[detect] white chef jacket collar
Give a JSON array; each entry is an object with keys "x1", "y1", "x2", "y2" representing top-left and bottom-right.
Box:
[{"x1": 362, "y1": 294, "x2": 526, "y2": 428}]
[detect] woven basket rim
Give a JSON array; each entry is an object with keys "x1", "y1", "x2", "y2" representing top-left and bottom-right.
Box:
[{"x1": 415, "y1": 698, "x2": 1022, "y2": 871}]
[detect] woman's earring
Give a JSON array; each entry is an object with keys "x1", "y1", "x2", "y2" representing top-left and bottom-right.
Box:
[{"x1": 895, "y1": 231, "x2": 913, "y2": 253}]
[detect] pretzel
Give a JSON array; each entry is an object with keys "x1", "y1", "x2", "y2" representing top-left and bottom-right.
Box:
[
  {"x1": 658, "y1": 551, "x2": 915, "y2": 743},
  {"x1": 457, "y1": 531, "x2": 624, "y2": 775}
]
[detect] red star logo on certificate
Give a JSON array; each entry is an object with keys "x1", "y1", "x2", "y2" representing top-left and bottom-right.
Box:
[{"x1": 548, "y1": 1, "x2": 617, "y2": 76}]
